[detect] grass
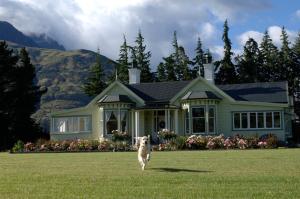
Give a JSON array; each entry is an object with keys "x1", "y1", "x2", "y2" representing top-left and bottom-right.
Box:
[{"x1": 0, "y1": 149, "x2": 300, "y2": 199}]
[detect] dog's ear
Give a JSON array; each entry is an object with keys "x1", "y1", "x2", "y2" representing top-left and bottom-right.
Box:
[{"x1": 147, "y1": 135, "x2": 150, "y2": 140}]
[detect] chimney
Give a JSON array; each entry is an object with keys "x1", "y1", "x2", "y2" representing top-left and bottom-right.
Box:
[
  {"x1": 128, "y1": 68, "x2": 141, "y2": 84},
  {"x1": 203, "y1": 50, "x2": 215, "y2": 84}
]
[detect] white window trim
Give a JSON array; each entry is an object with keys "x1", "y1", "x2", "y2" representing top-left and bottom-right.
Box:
[
  {"x1": 52, "y1": 116, "x2": 92, "y2": 134},
  {"x1": 104, "y1": 109, "x2": 129, "y2": 135},
  {"x1": 191, "y1": 105, "x2": 216, "y2": 134},
  {"x1": 232, "y1": 111, "x2": 282, "y2": 130}
]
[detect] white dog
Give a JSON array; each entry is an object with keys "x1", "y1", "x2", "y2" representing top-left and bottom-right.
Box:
[{"x1": 137, "y1": 135, "x2": 151, "y2": 170}]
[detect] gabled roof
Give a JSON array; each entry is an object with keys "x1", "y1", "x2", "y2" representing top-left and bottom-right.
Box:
[
  {"x1": 125, "y1": 81, "x2": 191, "y2": 102},
  {"x1": 182, "y1": 91, "x2": 221, "y2": 100},
  {"x1": 217, "y1": 81, "x2": 288, "y2": 103},
  {"x1": 125, "y1": 80, "x2": 288, "y2": 104},
  {"x1": 98, "y1": 95, "x2": 135, "y2": 104}
]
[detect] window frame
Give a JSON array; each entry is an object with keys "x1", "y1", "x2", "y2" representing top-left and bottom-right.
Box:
[
  {"x1": 52, "y1": 115, "x2": 92, "y2": 134},
  {"x1": 232, "y1": 111, "x2": 282, "y2": 130},
  {"x1": 189, "y1": 105, "x2": 216, "y2": 134},
  {"x1": 104, "y1": 109, "x2": 129, "y2": 135}
]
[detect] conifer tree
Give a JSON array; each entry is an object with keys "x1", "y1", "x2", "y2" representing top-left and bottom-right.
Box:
[
  {"x1": 163, "y1": 55, "x2": 177, "y2": 81},
  {"x1": 12, "y1": 48, "x2": 44, "y2": 142},
  {"x1": 192, "y1": 37, "x2": 204, "y2": 78},
  {"x1": 0, "y1": 41, "x2": 18, "y2": 150},
  {"x1": 259, "y1": 31, "x2": 280, "y2": 82},
  {"x1": 292, "y1": 32, "x2": 300, "y2": 97},
  {"x1": 236, "y1": 38, "x2": 261, "y2": 83},
  {"x1": 83, "y1": 49, "x2": 107, "y2": 97},
  {"x1": 178, "y1": 46, "x2": 192, "y2": 80},
  {"x1": 215, "y1": 20, "x2": 238, "y2": 84},
  {"x1": 134, "y1": 29, "x2": 152, "y2": 82},
  {"x1": 156, "y1": 62, "x2": 167, "y2": 82},
  {"x1": 117, "y1": 35, "x2": 129, "y2": 83},
  {"x1": 172, "y1": 31, "x2": 181, "y2": 79}
]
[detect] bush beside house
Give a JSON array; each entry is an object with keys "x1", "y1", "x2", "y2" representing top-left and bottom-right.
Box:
[{"x1": 11, "y1": 133, "x2": 279, "y2": 153}]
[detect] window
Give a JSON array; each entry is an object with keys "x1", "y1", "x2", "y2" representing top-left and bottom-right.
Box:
[
  {"x1": 250, "y1": 113, "x2": 256, "y2": 128},
  {"x1": 104, "y1": 110, "x2": 129, "y2": 134},
  {"x1": 191, "y1": 106, "x2": 215, "y2": 134},
  {"x1": 274, "y1": 112, "x2": 281, "y2": 128},
  {"x1": 185, "y1": 110, "x2": 190, "y2": 134},
  {"x1": 121, "y1": 110, "x2": 128, "y2": 132},
  {"x1": 208, "y1": 106, "x2": 215, "y2": 133},
  {"x1": 53, "y1": 116, "x2": 91, "y2": 133},
  {"x1": 234, "y1": 113, "x2": 240, "y2": 129},
  {"x1": 192, "y1": 107, "x2": 205, "y2": 133},
  {"x1": 233, "y1": 111, "x2": 281, "y2": 130},
  {"x1": 105, "y1": 111, "x2": 118, "y2": 134}
]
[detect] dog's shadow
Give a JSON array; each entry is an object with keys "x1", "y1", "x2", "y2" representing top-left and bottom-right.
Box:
[{"x1": 150, "y1": 167, "x2": 213, "y2": 173}]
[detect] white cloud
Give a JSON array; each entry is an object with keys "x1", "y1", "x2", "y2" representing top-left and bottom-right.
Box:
[
  {"x1": 237, "y1": 31, "x2": 264, "y2": 46},
  {"x1": 0, "y1": 0, "x2": 274, "y2": 67},
  {"x1": 268, "y1": 26, "x2": 297, "y2": 47}
]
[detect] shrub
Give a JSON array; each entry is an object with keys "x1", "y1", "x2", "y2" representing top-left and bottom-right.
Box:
[
  {"x1": 112, "y1": 130, "x2": 131, "y2": 142},
  {"x1": 186, "y1": 135, "x2": 208, "y2": 150},
  {"x1": 24, "y1": 142, "x2": 35, "y2": 152},
  {"x1": 223, "y1": 138, "x2": 235, "y2": 149},
  {"x1": 11, "y1": 140, "x2": 24, "y2": 153},
  {"x1": 158, "y1": 129, "x2": 177, "y2": 141},
  {"x1": 175, "y1": 136, "x2": 187, "y2": 150}
]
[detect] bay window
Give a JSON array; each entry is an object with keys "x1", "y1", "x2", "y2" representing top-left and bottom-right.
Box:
[
  {"x1": 189, "y1": 106, "x2": 215, "y2": 134},
  {"x1": 104, "y1": 109, "x2": 128, "y2": 134}
]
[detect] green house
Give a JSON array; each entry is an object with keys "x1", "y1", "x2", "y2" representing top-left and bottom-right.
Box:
[{"x1": 50, "y1": 58, "x2": 294, "y2": 142}]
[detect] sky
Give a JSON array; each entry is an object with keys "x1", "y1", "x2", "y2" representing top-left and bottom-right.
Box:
[{"x1": 0, "y1": 0, "x2": 299, "y2": 70}]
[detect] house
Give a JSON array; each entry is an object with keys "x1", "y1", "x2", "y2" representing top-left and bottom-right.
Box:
[{"x1": 50, "y1": 54, "x2": 294, "y2": 142}]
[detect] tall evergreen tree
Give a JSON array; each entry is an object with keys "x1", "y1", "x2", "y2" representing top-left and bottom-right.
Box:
[
  {"x1": 117, "y1": 35, "x2": 129, "y2": 83},
  {"x1": 0, "y1": 41, "x2": 18, "y2": 150},
  {"x1": 259, "y1": 31, "x2": 280, "y2": 82},
  {"x1": 134, "y1": 29, "x2": 152, "y2": 82},
  {"x1": 192, "y1": 37, "x2": 204, "y2": 78},
  {"x1": 178, "y1": 46, "x2": 192, "y2": 80},
  {"x1": 12, "y1": 48, "x2": 44, "y2": 142},
  {"x1": 280, "y1": 28, "x2": 300, "y2": 96},
  {"x1": 156, "y1": 62, "x2": 167, "y2": 82},
  {"x1": 215, "y1": 20, "x2": 238, "y2": 84},
  {"x1": 236, "y1": 38, "x2": 261, "y2": 83},
  {"x1": 163, "y1": 55, "x2": 177, "y2": 81},
  {"x1": 83, "y1": 49, "x2": 107, "y2": 97},
  {"x1": 292, "y1": 32, "x2": 300, "y2": 97},
  {"x1": 172, "y1": 31, "x2": 181, "y2": 79}
]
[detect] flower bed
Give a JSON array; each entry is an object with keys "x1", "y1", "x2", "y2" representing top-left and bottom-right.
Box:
[{"x1": 11, "y1": 134, "x2": 279, "y2": 153}]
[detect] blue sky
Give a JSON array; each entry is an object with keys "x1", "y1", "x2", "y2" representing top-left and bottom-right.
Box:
[{"x1": 0, "y1": 0, "x2": 299, "y2": 69}]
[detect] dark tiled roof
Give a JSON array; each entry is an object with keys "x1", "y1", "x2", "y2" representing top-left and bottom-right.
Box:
[
  {"x1": 181, "y1": 91, "x2": 221, "y2": 100},
  {"x1": 98, "y1": 95, "x2": 135, "y2": 104},
  {"x1": 125, "y1": 81, "x2": 191, "y2": 102},
  {"x1": 217, "y1": 81, "x2": 288, "y2": 103},
  {"x1": 125, "y1": 80, "x2": 288, "y2": 104}
]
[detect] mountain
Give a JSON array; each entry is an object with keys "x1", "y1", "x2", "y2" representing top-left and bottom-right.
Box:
[
  {"x1": 29, "y1": 33, "x2": 65, "y2": 51},
  {"x1": 7, "y1": 41, "x2": 116, "y2": 132},
  {"x1": 0, "y1": 21, "x2": 38, "y2": 47},
  {"x1": 0, "y1": 21, "x2": 65, "y2": 50}
]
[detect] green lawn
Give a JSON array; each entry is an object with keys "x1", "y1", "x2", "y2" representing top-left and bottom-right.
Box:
[{"x1": 0, "y1": 149, "x2": 300, "y2": 199}]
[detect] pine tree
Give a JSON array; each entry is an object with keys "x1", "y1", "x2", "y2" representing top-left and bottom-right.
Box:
[
  {"x1": 83, "y1": 49, "x2": 107, "y2": 97},
  {"x1": 259, "y1": 31, "x2": 280, "y2": 82},
  {"x1": 156, "y1": 62, "x2": 167, "y2": 82},
  {"x1": 215, "y1": 20, "x2": 238, "y2": 84},
  {"x1": 292, "y1": 32, "x2": 300, "y2": 97},
  {"x1": 163, "y1": 55, "x2": 177, "y2": 81},
  {"x1": 172, "y1": 31, "x2": 181, "y2": 79},
  {"x1": 134, "y1": 29, "x2": 152, "y2": 82},
  {"x1": 178, "y1": 46, "x2": 192, "y2": 80},
  {"x1": 0, "y1": 41, "x2": 19, "y2": 150},
  {"x1": 192, "y1": 37, "x2": 204, "y2": 78},
  {"x1": 236, "y1": 38, "x2": 261, "y2": 83},
  {"x1": 117, "y1": 35, "x2": 129, "y2": 83},
  {"x1": 12, "y1": 48, "x2": 44, "y2": 142}
]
